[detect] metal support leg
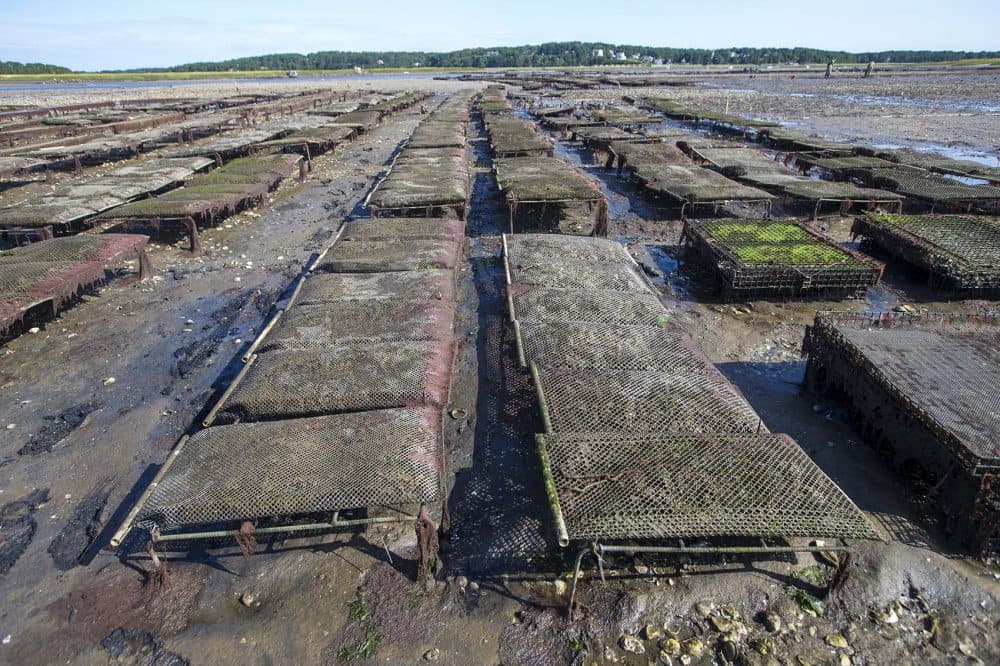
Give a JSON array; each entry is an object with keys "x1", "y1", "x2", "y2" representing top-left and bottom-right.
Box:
[{"x1": 182, "y1": 216, "x2": 200, "y2": 254}]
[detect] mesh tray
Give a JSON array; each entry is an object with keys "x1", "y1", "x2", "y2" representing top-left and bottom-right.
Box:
[
  {"x1": 835, "y1": 325, "x2": 1000, "y2": 463},
  {"x1": 138, "y1": 408, "x2": 443, "y2": 531},
  {"x1": 340, "y1": 218, "x2": 466, "y2": 242},
  {"x1": 217, "y1": 341, "x2": 454, "y2": 423},
  {"x1": 507, "y1": 258, "x2": 649, "y2": 293},
  {"x1": 511, "y1": 286, "x2": 666, "y2": 326},
  {"x1": 519, "y1": 320, "x2": 708, "y2": 373},
  {"x1": 0, "y1": 235, "x2": 146, "y2": 265},
  {"x1": 259, "y1": 298, "x2": 455, "y2": 352},
  {"x1": 540, "y1": 431, "x2": 880, "y2": 541},
  {"x1": 534, "y1": 366, "x2": 763, "y2": 435},
  {"x1": 315, "y1": 239, "x2": 461, "y2": 273},
  {"x1": 296, "y1": 270, "x2": 456, "y2": 306},
  {"x1": 505, "y1": 234, "x2": 633, "y2": 266}
]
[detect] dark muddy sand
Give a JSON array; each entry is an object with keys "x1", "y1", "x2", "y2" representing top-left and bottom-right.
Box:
[{"x1": 0, "y1": 73, "x2": 998, "y2": 666}]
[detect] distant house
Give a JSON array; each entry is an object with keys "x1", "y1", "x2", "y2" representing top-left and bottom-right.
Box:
[
  {"x1": 593, "y1": 49, "x2": 604, "y2": 58},
  {"x1": 376, "y1": 59, "x2": 384, "y2": 65},
  {"x1": 616, "y1": 53, "x2": 627, "y2": 61}
]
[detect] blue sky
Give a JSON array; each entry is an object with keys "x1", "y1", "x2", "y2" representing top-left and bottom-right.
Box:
[{"x1": 3, "y1": 0, "x2": 997, "y2": 71}]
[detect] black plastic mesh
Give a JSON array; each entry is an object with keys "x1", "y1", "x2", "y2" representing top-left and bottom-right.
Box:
[
  {"x1": 505, "y1": 234, "x2": 633, "y2": 266},
  {"x1": 217, "y1": 341, "x2": 454, "y2": 423},
  {"x1": 259, "y1": 298, "x2": 455, "y2": 352},
  {"x1": 834, "y1": 324, "x2": 1000, "y2": 464},
  {"x1": 534, "y1": 366, "x2": 764, "y2": 435},
  {"x1": 540, "y1": 431, "x2": 881, "y2": 541},
  {"x1": 519, "y1": 320, "x2": 707, "y2": 373},
  {"x1": 137, "y1": 408, "x2": 443, "y2": 531},
  {"x1": 507, "y1": 257, "x2": 648, "y2": 292},
  {"x1": 851, "y1": 214, "x2": 1000, "y2": 290},
  {"x1": 340, "y1": 218, "x2": 466, "y2": 242},
  {"x1": 511, "y1": 286, "x2": 665, "y2": 326},
  {"x1": 315, "y1": 239, "x2": 462, "y2": 273},
  {"x1": 295, "y1": 270, "x2": 456, "y2": 306}
]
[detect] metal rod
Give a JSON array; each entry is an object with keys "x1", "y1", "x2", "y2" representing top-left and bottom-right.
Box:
[
  {"x1": 512, "y1": 319, "x2": 527, "y2": 368},
  {"x1": 308, "y1": 222, "x2": 346, "y2": 272},
  {"x1": 154, "y1": 514, "x2": 411, "y2": 542},
  {"x1": 241, "y1": 309, "x2": 283, "y2": 363},
  {"x1": 535, "y1": 434, "x2": 570, "y2": 547},
  {"x1": 109, "y1": 435, "x2": 191, "y2": 548},
  {"x1": 202, "y1": 353, "x2": 257, "y2": 427},
  {"x1": 501, "y1": 234, "x2": 513, "y2": 285},
  {"x1": 528, "y1": 361, "x2": 554, "y2": 434}
]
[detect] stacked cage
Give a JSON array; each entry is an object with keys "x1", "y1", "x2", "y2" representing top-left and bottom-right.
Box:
[
  {"x1": 502, "y1": 233, "x2": 879, "y2": 592},
  {"x1": 851, "y1": 213, "x2": 1000, "y2": 293},
  {"x1": 803, "y1": 311, "x2": 999, "y2": 557},
  {"x1": 683, "y1": 218, "x2": 884, "y2": 299}
]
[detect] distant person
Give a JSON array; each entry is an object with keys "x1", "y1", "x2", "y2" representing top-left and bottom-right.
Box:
[
  {"x1": 864, "y1": 61, "x2": 875, "y2": 78},
  {"x1": 825, "y1": 60, "x2": 834, "y2": 78}
]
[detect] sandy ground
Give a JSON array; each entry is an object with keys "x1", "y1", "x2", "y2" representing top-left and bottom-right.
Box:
[{"x1": 0, "y1": 73, "x2": 998, "y2": 666}]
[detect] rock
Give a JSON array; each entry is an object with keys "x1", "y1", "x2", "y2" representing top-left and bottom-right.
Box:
[
  {"x1": 468, "y1": 581, "x2": 479, "y2": 593},
  {"x1": 633, "y1": 558, "x2": 649, "y2": 574},
  {"x1": 825, "y1": 633, "x2": 848, "y2": 649},
  {"x1": 603, "y1": 645, "x2": 620, "y2": 663},
  {"x1": 643, "y1": 624, "x2": 662, "y2": 641},
  {"x1": 719, "y1": 640, "x2": 738, "y2": 662},
  {"x1": 455, "y1": 575, "x2": 468, "y2": 589},
  {"x1": 659, "y1": 638, "x2": 681, "y2": 656},
  {"x1": 929, "y1": 616, "x2": 958, "y2": 653},
  {"x1": 28, "y1": 327, "x2": 40, "y2": 334},
  {"x1": 103, "y1": 377, "x2": 116, "y2": 385},
  {"x1": 795, "y1": 657, "x2": 814, "y2": 666},
  {"x1": 658, "y1": 652, "x2": 673, "y2": 666},
  {"x1": 957, "y1": 633, "x2": 976, "y2": 657},
  {"x1": 240, "y1": 592, "x2": 255, "y2": 607},
  {"x1": 710, "y1": 615, "x2": 732, "y2": 633},
  {"x1": 838, "y1": 654, "x2": 851, "y2": 666},
  {"x1": 423, "y1": 648, "x2": 440, "y2": 661},
  {"x1": 678, "y1": 656, "x2": 691, "y2": 666},
  {"x1": 684, "y1": 638, "x2": 704, "y2": 656},
  {"x1": 694, "y1": 601, "x2": 713, "y2": 617},
  {"x1": 553, "y1": 579, "x2": 567, "y2": 596},
  {"x1": 620, "y1": 634, "x2": 644, "y2": 655},
  {"x1": 763, "y1": 611, "x2": 782, "y2": 632}
]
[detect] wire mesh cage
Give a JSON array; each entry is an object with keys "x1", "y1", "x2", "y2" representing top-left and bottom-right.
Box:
[
  {"x1": 510, "y1": 286, "x2": 666, "y2": 326},
  {"x1": 505, "y1": 234, "x2": 633, "y2": 266},
  {"x1": 532, "y1": 365, "x2": 764, "y2": 435},
  {"x1": 851, "y1": 213, "x2": 1000, "y2": 291},
  {"x1": 258, "y1": 298, "x2": 456, "y2": 352},
  {"x1": 137, "y1": 407, "x2": 443, "y2": 533},
  {"x1": 215, "y1": 340, "x2": 455, "y2": 423},
  {"x1": 339, "y1": 217, "x2": 466, "y2": 243},
  {"x1": 517, "y1": 320, "x2": 706, "y2": 374},
  {"x1": 295, "y1": 270, "x2": 456, "y2": 306},
  {"x1": 314, "y1": 238, "x2": 462, "y2": 273},
  {"x1": 684, "y1": 218, "x2": 883, "y2": 299},
  {"x1": 539, "y1": 430, "x2": 881, "y2": 542}
]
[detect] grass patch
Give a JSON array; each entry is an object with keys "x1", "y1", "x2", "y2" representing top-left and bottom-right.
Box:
[
  {"x1": 731, "y1": 242, "x2": 848, "y2": 265},
  {"x1": 705, "y1": 221, "x2": 811, "y2": 243},
  {"x1": 337, "y1": 591, "x2": 384, "y2": 662}
]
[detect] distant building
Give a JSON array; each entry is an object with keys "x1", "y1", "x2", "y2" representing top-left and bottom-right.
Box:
[
  {"x1": 616, "y1": 53, "x2": 627, "y2": 61},
  {"x1": 593, "y1": 49, "x2": 604, "y2": 58}
]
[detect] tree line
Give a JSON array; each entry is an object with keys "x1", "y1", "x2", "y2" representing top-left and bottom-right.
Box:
[
  {"x1": 144, "y1": 42, "x2": 1000, "y2": 72},
  {"x1": 1, "y1": 61, "x2": 72, "y2": 74}
]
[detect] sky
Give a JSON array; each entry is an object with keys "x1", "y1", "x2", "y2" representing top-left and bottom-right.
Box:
[{"x1": 3, "y1": 0, "x2": 998, "y2": 71}]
